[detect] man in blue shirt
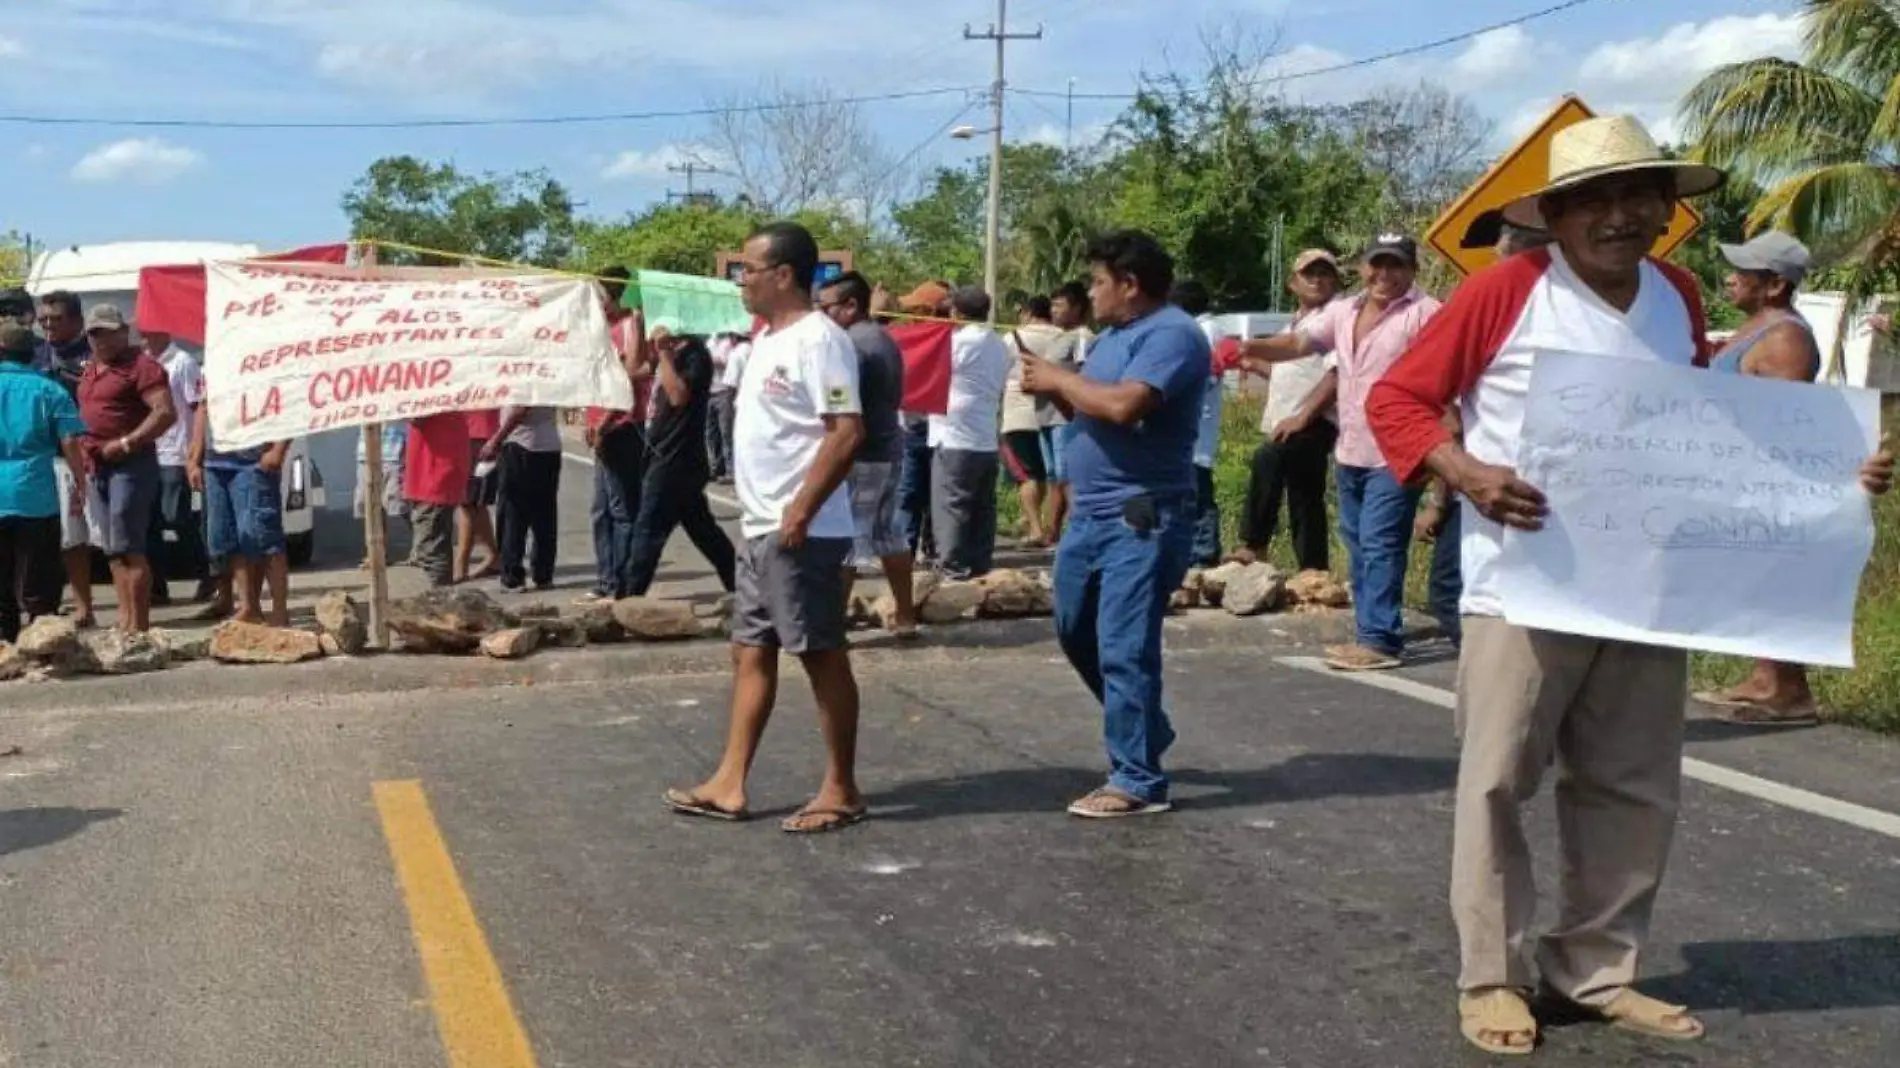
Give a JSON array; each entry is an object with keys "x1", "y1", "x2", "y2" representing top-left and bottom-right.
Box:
[
  {"x1": 0, "y1": 323, "x2": 88, "y2": 644},
  {"x1": 1020, "y1": 231, "x2": 1209, "y2": 818}
]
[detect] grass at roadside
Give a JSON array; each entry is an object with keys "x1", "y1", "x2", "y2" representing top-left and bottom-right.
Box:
[{"x1": 998, "y1": 393, "x2": 1900, "y2": 735}]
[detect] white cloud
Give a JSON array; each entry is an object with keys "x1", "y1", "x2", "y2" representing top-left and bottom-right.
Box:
[
  {"x1": 1452, "y1": 26, "x2": 1537, "y2": 87},
  {"x1": 600, "y1": 144, "x2": 726, "y2": 182},
  {"x1": 71, "y1": 138, "x2": 204, "y2": 184},
  {"x1": 1580, "y1": 14, "x2": 1804, "y2": 103},
  {"x1": 0, "y1": 34, "x2": 22, "y2": 58}
]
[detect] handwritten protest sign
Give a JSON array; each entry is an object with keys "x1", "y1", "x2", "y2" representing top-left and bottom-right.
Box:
[
  {"x1": 629, "y1": 270, "x2": 752, "y2": 337},
  {"x1": 1497, "y1": 351, "x2": 1880, "y2": 667},
  {"x1": 204, "y1": 262, "x2": 632, "y2": 449}
]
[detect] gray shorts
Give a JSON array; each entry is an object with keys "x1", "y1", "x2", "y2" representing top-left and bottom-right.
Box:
[
  {"x1": 732, "y1": 534, "x2": 852, "y2": 654},
  {"x1": 849, "y1": 461, "x2": 907, "y2": 567},
  {"x1": 85, "y1": 450, "x2": 161, "y2": 558}
]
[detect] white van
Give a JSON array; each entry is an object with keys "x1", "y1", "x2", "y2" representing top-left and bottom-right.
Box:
[{"x1": 26, "y1": 241, "x2": 326, "y2": 565}]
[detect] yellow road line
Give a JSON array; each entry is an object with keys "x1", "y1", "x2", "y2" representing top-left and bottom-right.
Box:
[{"x1": 373, "y1": 780, "x2": 539, "y2": 1068}]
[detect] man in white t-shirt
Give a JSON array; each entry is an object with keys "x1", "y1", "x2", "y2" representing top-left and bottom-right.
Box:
[
  {"x1": 930, "y1": 286, "x2": 1012, "y2": 579},
  {"x1": 144, "y1": 332, "x2": 212, "y2": 606},
  {"x1": 706, "y1": 332, "x2": 743, "y2": 483},
  {"x1": 665, "y1": 221, "x2": 870, "y2": 836}
]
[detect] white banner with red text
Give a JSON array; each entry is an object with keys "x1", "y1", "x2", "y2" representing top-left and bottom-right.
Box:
[{"x1": 203, "y1": 261, "x2": 632, "y2": 449}]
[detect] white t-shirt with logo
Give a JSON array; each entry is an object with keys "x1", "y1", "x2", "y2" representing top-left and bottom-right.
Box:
[
  {"x1": 734, "y1": 312, "x2": 861, "y2": 540},
  {"x1": 156, "y1": 348, "x2": 204, "y2": 467}
]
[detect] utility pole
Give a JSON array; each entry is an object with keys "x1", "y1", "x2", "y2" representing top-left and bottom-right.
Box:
[
  {"x1": 665, "y1": 159, "x2": 723, "y2": 204},
  {"x1": 1066, "y1": 78, "x2": 1076, "y2": 152},
  {"x1": 965, "y1": 0, "x2": 1041, "y2": 320}
]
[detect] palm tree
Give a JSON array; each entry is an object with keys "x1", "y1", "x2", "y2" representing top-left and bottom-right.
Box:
[{"x1": 1679, "y1": 0, "x2": 1900, "y2": 280}]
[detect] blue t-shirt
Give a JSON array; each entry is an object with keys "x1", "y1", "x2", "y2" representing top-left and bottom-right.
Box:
[
  {"x1": 0, "y1": 361, "x2": 87, "y2": 519},
  {"x1": 1065, "y1": 305, "x2": 1211, "y2": 518}
]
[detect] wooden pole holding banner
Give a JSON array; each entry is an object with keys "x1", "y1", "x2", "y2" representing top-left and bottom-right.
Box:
[{"x1": 357, "y1": 241, "x2": 393, "y2": 650}]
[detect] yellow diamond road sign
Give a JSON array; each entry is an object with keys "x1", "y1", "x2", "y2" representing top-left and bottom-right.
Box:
[{"x1": 1426, "y1": 95, "x2": 1703, "y2": 278}]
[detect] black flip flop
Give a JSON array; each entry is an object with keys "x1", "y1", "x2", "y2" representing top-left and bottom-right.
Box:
[
  {"x1": 780, "y1": 806, "x2": 869, "y2": 834},
  {"x1": 663, "y1": 788, "x2": 749, "y2": 822}
]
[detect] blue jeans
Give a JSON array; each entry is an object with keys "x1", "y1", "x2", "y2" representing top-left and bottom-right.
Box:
[
  {"x1": 1054, "y1": 500, "x2": 1196, "y2": 803},
  {"x1": 1335, "y1": 465, "x2": 1420, "y2": 656},
  {"x1": 1192, "y1": 465, "x2": 1221, "y2": 567},
  {"x1": 897, "y1": 421, "x2": 933, "y2": 558},
  {"x1": 1430, "y1": 497, "x2": 1464, "y2": 647},
  {"x1": 590, "y1": 425, "x2": 643, "y2": 597},
  {"x1": 204, "y1": 463, "x2": 285, "y2": 561}
]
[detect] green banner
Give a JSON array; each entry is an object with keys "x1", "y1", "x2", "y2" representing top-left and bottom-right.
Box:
[{"x1": 626, "y1": 270, "x2": 751, "y2": 337}]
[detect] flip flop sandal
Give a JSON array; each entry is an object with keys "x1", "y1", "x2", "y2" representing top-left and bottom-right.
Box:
[
  {"x1": 662, "y1": 788, "x2": 749, "y2": 822},
  {"x1": 1066, "y1": 787, "x2": 1173, "y2": 819},
  {"x1": 780, "y1": 806, "x2": 868, "y2": 834},
  {"x1": 1693, "y1": 689, "x2": 1758, "y2": 709},
  {"x1": 1596, "y1": 989, "x2": 1705, "y2": 1042},
  {"x1": 1459, "y1": 988, "x2": 1537, "y2": 1056},
  {"x1": 1720, "y1": 701, "x2": 1819, "y2": 726}
]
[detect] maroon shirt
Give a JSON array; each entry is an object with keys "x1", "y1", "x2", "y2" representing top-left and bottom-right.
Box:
[{"x1": 77, "y1": 352, "x2": 169, "y2": 460}]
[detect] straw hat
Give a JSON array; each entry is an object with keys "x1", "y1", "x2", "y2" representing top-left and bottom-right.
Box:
[{"x1": 1502, "y1": 114, "x2": 1724, "y2": 228}]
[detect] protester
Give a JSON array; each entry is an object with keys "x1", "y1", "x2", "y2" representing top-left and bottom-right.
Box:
[
  {"x1": 405, "y1": 411, "x2": 472, "y2": 589},
  {"x1": 483, "y1": 404, "x2": 564, "y2": 593},
  {"x1": 820, "y1": 271, "x2": 918, "y2": 637},
  {"x1": 142, "y1": 330, "x2": 212, "y2": 607},
  {"x1": 0, "y1": 322, "x2": 86, "y2": 644},
  {"x1": 34, "y1": 290, "x2": 99, "y2": 627},
  {"x1": 895, "y1": 281, "x2": 952, "y2": 563},
  {"x1": 1232, "y1": 250, "x2": 1341, "y2": 571},
  {"x1": 1014, "y1": 296, "x2": 1082, "y2": 546},
  {"x1": 354, "y1": 422, "x2": 411, "y2": 568},
  {"x1": 1692, "y1": 230, "x2": 1827, "y2": 723},
  {"x1": 73, "y1": 305, "x2": 174, "y2": 634},
  {"x1": 1041, "y1": 281, "x2": 1094, "y2": 540},
  {"x1": 931, "y1": 286, "x2": 1011, "y2": 580},
  {"x1": 457, "y1": 407, "x2": 502, "y2": 583},
  {"x1": 1365, "y1": 114, "x2": 1894, "y2": 1055},
  {"x1": 188, "y1": 402, "x2": 292, "y2": 627},
  {"x1": 706, "y1": 332, "x2": 743, "y2": 483},
  {"x1": 1020, "y1": 230, "x2": 1209, "y2": 818},
  {"x1": 665, "y1": 220, "x2": 868, "y2": 834},
  {"x1": 1171, "y1": 280, "x2": 1226, "y2": 567},
  {"x1": 620, "y1": 327, "x2": 737, "y2": 598},
  {"x1": 1001, "y1": 300, "x2": 1053, "y2": 547},
  {"x1": 581, "y1": 267, "x2": 651, "y2": 605},
  {"x1": 1243, "y1": 234, "x2": 1442, "y2": 672}
]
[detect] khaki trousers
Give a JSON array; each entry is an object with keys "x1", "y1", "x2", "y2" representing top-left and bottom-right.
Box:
[{"x1": 1451, "y1": 616, "x2": 1688, "y2": 1004}]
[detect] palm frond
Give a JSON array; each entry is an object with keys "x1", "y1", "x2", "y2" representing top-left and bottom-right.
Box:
[
  {"x1": 1745, "y1": 162, "x2": 1900, "y2": 265},
  {"x1": 1803, "y1": 0, "x2": 1900, "y2": 96},
  {"x1": 1681, "y1": 59, "x2": 1881, "y2": 170}
]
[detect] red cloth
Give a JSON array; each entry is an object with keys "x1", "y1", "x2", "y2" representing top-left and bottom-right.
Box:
[
  {"x1": 889, "y1": 320, "x2": 954, "y2": 416},
  {"x1": 1211, "y1": 337, "x2": 1243, "y2": 376},
  {"x1": 586, "y1": 314, "x2": 647, "y2": 432},
  {"x1": 404, "y1": 411, "x2": 472, "y2": 506},
  {"x1": 464, "y1": 409, "x2": 501, "y2": 440},
  {"x1": 135, "y1": 244, "x2": 350, "y2": 345},
  {"x1": 77, "y1": 353, "x2": 170, "y2": 458}
]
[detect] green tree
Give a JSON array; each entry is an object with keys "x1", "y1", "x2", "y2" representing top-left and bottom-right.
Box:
[
  {"x1": 0, "y1": 230, "x2": 30, "y2": 285},
  {"x1": 342, "y1": 157, "x2": 579, "y2": 268},
  {"x1": 573, "y1": 200, "x2": 756, "y2": 276},
  {"x1": 1680, "y1": 0, "x2": 1900, "y2": 295}
]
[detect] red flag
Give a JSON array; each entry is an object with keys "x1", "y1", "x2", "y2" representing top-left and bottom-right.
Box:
[
  {"x1": 890, "y1": 320, "x2": 954, "y2": 415},
  {"x1": 136, "y1": 243, "x2": 350, "y2": 344},
  {"x1": 1212, "y1": 336, "x2": 1243, "y2": 376}
]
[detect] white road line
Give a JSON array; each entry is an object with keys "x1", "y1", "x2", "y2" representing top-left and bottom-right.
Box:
[
  {"x1": 560, "y1": 450, "x2": 595, "y2": 468},
  {"x1": 1276, "y1": 656, "x2": 1900, "y2": 841},
  {"x1": 561, "y1": 450, "x2": 742, "y2": 511}
]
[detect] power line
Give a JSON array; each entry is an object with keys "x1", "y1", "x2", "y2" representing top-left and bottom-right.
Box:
[
  {"x1": 0, "y1": 85, "x2": 982, "y2": 130},
  {"x1": 870, "y1": 100, "x2": 983, "y2": 191},
  {"x1": 1013, "y1": 0, "x2": 1616, "y2": 101}
]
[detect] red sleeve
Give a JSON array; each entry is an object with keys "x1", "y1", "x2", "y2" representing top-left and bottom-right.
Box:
[
  {"x1": 1653, "y1": 257, "x2": 1713, "y2": 366},
  {"x1": 136, "y1": 355, "x2": 170, "y2": 396},
  {"x1": 1368, "y1": 248, "x2": 1549, "y2": 484}
]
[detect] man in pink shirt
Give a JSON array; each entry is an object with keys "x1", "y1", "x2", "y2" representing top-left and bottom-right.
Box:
[{"x1": 1240, "y1": 234, "x2": 1442, "y2": 671}]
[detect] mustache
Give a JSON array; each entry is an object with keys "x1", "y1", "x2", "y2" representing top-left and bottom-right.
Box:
[{"x1": 1593, "y1": 225, "x2": 1654, "y2": 243}]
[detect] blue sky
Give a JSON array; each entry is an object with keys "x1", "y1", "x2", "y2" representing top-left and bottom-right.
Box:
[{"x1": 2, "y1": 0, "x2": 1807, "y2": 255}]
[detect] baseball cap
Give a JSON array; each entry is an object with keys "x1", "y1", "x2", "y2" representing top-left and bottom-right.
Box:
[
  {"x1": 84, "y1": 303, "x2": 129, "y2": 333},
  {"x1": 1362, "y1": 233, "x2": 1419, "y2": 268},
  {"x1": 897, "y1": 281, "x2": 951, "y2": 314},
  {"x1": 0, "y1": 321, "x2": 36, "y2": 359},
  {"x1": 1292, "y1": 248, "x2": 1340, "y2": 274},
  {"x1": 1720, "y1": 231, "x2": 1811, "y2": 286}
]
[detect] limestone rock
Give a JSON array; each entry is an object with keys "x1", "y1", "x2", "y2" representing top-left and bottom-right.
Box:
[
  {"x1": 919, "y1": 580, "x2": 985, "y2": 625},
  {"x1": 482, "y1": 627, "x2": 541, "y2": 660},
  {"x1": 1181, "y1": 568, "x2": 1207, "y2": 595},
  {"x1": 149, "y1": 628, "x2": 212, "y2": 662},
  {"x1": 847, "y1": 595, "x2": 878, "y2": 628},
  {"x1": 1286, "y1": 569, "x2": 1351, "y2": 609},
  {"x1": 976, "y1": 569, "x2": 1053, "y2": 619},
  {"x1": 1199, "y1": 562, "x2": 1245, "y2": 607},
  {"x1": 318, "y1": 634, "x2": 343, "y2": 657},
  {"x1": 16, "y1": 616, "x2": 95, "y2": 673},
  {"x1": 1223, "y1": 564, "x2": 1288, "y2": 617},
  {"x1": 1170, "y1": 587, "x2": 1202, "y2": 612},
  {"x1": 210, "y1": 621, "x2": 324, "y2": 665},
  {"x1": 514, "y1": 601, "x2": 561, "y2": 620},
  {"x1": 911, "y1": 570, "x2": 944, "y2": 608},
  {"x1": 388, "y1": 588, "x2": 514, "y2": 655},
  {"x1": 610, "y1": 598, "x2": 702, "y2": 641},
  {"x1": 578, "y1": 605, "x2": 627, "y2": 644},
  {"x1": 871, "y1": 595, "x2": 905, "y2": 632},
  {"x1": 534, "y1": 617, "x2": 589, "y2": 649},
  {"x1": 314, "y1": 592, "x2": 369, "y2": 655},
  {"x1": 0, "y1": 642, "x2": 27, "y2": 682},
  {"x1": 82, "y1": 630, "x2": 170, "y2": 675}
]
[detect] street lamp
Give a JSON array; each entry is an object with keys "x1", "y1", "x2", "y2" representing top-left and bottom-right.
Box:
[{"x1": 950, "y1": 124, "x2": 1003, "y2": 319}]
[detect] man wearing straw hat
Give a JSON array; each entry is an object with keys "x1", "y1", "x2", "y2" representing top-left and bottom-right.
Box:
[{"x1": 1369, "y1": 114, "x2": 1892, "y2": 1054}]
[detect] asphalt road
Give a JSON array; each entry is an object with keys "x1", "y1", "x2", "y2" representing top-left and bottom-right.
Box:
[{"x1": 4, "y1": 457, "x2": 1898, "y2": 1067}]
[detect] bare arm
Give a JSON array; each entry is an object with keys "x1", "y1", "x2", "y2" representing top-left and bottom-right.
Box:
[
  {"x1": 60, "y1": 437, "x2": 87, "y2": 511},
  {"x1": 483, "y1": 406, "x2": 529, "y2": 461},
  {"x1": 113, "y1": 387, "x2": 176, "y2": 458},
  {"x1": 1272, "y1": 369, "x2": 1338, "y2": 442},
  {"x1": 779, "y1": 414, "x2": 865, "y2": 548},
  {"x1": 1422, "y1": 439, "x2": 1547, "y2": 531},
  {"x1": 655, "y1": 346, "x2": 690, "y2": 408},
  {"x1": 187, "y1": 404, "x2": 208, "y2": 491},
  {"x1": 258, "y1": 441, "x2": 292, "y2": 474},
  {"x1": 1019, "y1": 355, "x2": 1159, "y2": 427},
  {"x1": 1746, "y1": 323, "x2": 1821, "y2": 383},
  {"x1": 1238, "y1": 332, "x2": 1318, "y2": 373}
]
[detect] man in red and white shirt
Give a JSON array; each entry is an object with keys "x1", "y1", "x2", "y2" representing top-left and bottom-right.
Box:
[
  {"x1": 1367, "y1": 114, "x2": 1893, "y2": 1054},
  {"x1": 581, "y1": 267, "x2": 654, "y2": 604}
]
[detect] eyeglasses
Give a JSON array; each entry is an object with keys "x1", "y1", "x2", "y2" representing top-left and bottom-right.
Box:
[{"x1": 739, "y1": 260, "x2": 783, "y2": 280}]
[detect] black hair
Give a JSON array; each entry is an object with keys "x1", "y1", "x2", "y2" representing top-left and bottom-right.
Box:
[
  {"x1": 0, "y1": 288, "x2": 32, "y2": 319},
  {"x1": 39, "y1": 290, "x2": 81, "y2": 321},
  {"x1": 1052, "y1": 281, "x2": 1090, "y2": 312},
  {"x1": 821, "y1": 270, "x2": 874, "y2": 316},
  {"x1": 951, "y1": 286, "x2": 992, "y2": 321},
  {"x1": 598, "y1": 265, "x2": 631, "y2": 301},
  {"x1": 1024, "y1": 295, "x2": 1053, "y2": 320},
  {"x1": 1085, "y1": 230, "x2": 1174, "y2": 300},
  {"x1": 750, "y1": 221, "x2": 820, "y2": 291},
  {"x1": 1170, "y1": 279, "x2": 1211, "y2": 317}
]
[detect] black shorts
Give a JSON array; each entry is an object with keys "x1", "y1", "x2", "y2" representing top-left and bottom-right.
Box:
[
  {"x1": 463, "y1": 442, "x2": 499, "y2": 507},
  {"x1": 1002, "y1": 430, "x2": 1048, "y2": 485}
]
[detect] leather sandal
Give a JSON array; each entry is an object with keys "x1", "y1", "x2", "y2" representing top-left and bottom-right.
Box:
[
  {"x1": 1597, "y1": 989, "x2": 1705, "y2": 1041},
  {"x1": 1459, "y1": 987, "x2": 1537, "y2": 1055}
]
